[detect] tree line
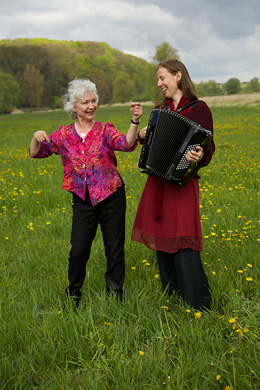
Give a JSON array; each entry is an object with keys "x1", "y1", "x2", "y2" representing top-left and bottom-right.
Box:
[{"x1": 0, "y1": 39, "x2": 259, "y2": 114}]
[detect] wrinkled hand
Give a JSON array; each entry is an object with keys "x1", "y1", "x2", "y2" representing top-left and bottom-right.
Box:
[
  {"x1": 34, "y1": 130, "x2": 50, "y2": 143},
  {"x1": 130, "y1": 102, "x2": 143, "y2": 122},
  {"x1": 186, "y1": 146, "x2": 204, "y2": 163}
]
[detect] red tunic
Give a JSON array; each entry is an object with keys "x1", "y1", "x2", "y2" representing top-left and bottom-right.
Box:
[{"x1": 131, "y1": 97, "x2": 215, "y2": 253}]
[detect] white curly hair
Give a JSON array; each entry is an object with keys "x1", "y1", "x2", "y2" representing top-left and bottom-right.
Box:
[{"x1": 63, "y1": 78, "x2": 99, "y2": 119}]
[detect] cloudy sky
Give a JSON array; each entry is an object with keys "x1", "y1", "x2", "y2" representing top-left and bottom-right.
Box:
[{"x1": 1, "y1": 0, "x2": 260, "y2": 83}]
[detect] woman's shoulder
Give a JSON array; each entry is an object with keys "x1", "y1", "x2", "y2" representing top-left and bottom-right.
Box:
[
  {"x1": 193, "y1": 100, "x2": 210, "y2": 111},
  {"x1": 189, "y1": 100, "x2": 212, "y2": 117},
  {"x1": 187, "y1": 100, "x2": 213, "y2": 130}
]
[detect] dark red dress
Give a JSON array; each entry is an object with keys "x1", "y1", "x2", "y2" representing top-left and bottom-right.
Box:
[{"x1": 131, "y1": 97, "x2": 215, "y2": 253}]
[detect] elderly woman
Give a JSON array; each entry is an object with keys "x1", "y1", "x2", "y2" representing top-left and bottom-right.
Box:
[{"x1": 30, "y1": 78, "x2": 143, "y2": 304}]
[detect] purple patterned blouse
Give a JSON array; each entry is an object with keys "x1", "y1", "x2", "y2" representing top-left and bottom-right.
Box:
[{"x1": 31, "y1": 122, "x2": 138, "y2": 206}]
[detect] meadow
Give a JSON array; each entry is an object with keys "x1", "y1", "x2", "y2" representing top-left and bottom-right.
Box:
[{"x1": 0, "y1": 102, "x2": 259, "y2": 389}]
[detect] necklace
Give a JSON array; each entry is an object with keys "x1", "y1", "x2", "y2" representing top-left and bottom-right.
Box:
[{"x1": 76, "y1": 121, "x2": 94, "y2": 138}]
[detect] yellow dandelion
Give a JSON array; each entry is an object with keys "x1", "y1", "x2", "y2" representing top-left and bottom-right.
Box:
[
  {"x1": 216, "y1": 375, "x2": 221, "y2": 380},
  {"x1": 246, "y1": 277, "x2": 253, "y2": 282},
  {"x1": 247, "y1": 263, "x2": 253, "y2": 268},
  {"x1": 212, "y1": 271, "x2": 216, "y2": 276},
  {"x1": 155, "y1": 274, "x2": 160, "y2": 279},
  {"x1": 229, "y1": 317, "x2": 238, "y2": 324},
  {"x1": 186, "y1": 309, "x2": 191, "y2": 313},
  {"x1": 224, "y1": 386, "x2": 232, "y2": 390},
  {"x1": 58, "y1": 311, "x2": 61, "y2": 316},
  {"x1": 131, "y1": 266, "x2": 136, "y2": 270},
  {"x1": 237, "y1": 270, "x2": 243, "y2": 273},
  {"x1": 139, "y1": 350, "x2": 144, "y2": 356},
  {"x1": 194, "y1": 312, "x2": 202, "y2": 319},
  {"x1": 243, "y1": 327, "x2": 249, "y2": 333},
  {"x1": 161, "y1": 306, "x2": 169, "y2": 310}
]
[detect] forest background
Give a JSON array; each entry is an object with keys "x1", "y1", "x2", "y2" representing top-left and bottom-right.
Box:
[{"x1": 1, "y1": 38, "x2": 260, "y2": 114}]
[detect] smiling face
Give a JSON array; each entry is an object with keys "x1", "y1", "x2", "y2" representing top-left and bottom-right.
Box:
[
  {"x1": 74, "y1": 92, "x2": 98, "y2": 122},
  {"x1": 157, "y1": 66, "x2": 182, "y2": 100}
]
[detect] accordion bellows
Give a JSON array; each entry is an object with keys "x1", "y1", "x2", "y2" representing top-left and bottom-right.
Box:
[{"x1": 138, "y1": 109, "x2": 212, "y2": 185}]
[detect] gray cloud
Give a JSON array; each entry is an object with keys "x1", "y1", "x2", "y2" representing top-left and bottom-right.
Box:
[{"x1": 0, "y1": 0, "x2": 259, "y2": 82}]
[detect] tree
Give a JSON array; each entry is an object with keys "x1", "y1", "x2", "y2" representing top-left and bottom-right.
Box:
[
  {"x1": 223, "y1": 78, "x2": 241, "y2": 95},
  {"x1": 152, "y1": 41, "x2": 179, "y2": 63},
  {"x1": 242, "y1": 77, "x2": 260, "y2": 93},
  {"x1": 112, "y1": 71, "x2": 136, "y2": 103},
  {"x1": 23, "y1": 64, "x2": 44, "y2": 107},
  {"x1": 195, "y1": 80, "x2": 223, "y2": 97},
  {"x1": 0, "y1": 71, "x2": 21, "y2": 114}
]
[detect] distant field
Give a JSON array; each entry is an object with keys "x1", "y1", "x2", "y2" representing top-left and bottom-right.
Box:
[
  {"x1": 201, "y1": 92, "x2": 260, "y2": 107},
  {"x1": 0, "y1": 104, "x2": 259, "y2": 389}
]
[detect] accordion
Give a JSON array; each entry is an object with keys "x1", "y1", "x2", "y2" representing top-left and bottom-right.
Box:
[{"x1": 138, "y1": 108, "x2": 212, "y2": 185}]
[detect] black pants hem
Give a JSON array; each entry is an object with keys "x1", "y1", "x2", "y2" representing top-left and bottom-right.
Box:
[{"x1": 156, "y1": 249, "x2": 211, "y2": 311}]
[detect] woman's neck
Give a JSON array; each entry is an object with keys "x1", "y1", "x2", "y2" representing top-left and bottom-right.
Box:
[
  {"x1": 75, "y1": 119, "x2": 95, "y2": 137},
  {"x1": 171, "y1": 90, "x2": 184, "y2": 110}
]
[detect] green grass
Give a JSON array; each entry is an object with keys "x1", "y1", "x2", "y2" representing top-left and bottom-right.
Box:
[{"x1": 0, "y1": 105, "x2": 260, "y2": 389}]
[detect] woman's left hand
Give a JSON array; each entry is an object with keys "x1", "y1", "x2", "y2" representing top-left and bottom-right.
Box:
[
  {"x1": 130, "y1": 102, "x2": 143, "y2": 122},
  {"x1": 186, "y1": 146, "x2": 204, "y2": 163}
]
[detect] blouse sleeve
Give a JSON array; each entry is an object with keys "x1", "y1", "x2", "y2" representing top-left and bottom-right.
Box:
[
  {"x1": 187, "y1": 102, "x2": 215, "y2": 167},
  {"x1": 31, "y1": 128, "x2": 61, "y2": 158},
  {"x1": 104, "y1": 122, "x2": 138, "y2": 152}
]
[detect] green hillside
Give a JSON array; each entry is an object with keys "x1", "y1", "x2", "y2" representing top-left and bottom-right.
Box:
[{"x1": 0, "y1": 38, "x2": 156, "y2": 109}]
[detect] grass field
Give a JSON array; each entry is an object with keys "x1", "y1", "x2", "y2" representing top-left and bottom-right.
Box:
[{"x1": 0, "y1": 103, "x2": 260, "y2": 389}]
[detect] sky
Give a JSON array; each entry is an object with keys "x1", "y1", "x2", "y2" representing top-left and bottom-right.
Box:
[{"x1": 1, "y1": 0, "x2": 260, "y2": 83}]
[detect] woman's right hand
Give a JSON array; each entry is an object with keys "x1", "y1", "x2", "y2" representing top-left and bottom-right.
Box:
[
  {"x1": 138, "y1": 126, "x2": 147, "y2": 140},
  {"x1": 33, "y1": 130, "x2": 50, "y2": 143}
]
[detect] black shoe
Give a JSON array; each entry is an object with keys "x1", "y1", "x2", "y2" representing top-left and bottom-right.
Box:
[{"x1": 63, "y1": 288, "x2": 82, "y2": 308}]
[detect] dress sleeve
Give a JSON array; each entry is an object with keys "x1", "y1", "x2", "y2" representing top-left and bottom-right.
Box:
[{"x1": 187, "y1": 102, "x2": 215, "y2": 167}]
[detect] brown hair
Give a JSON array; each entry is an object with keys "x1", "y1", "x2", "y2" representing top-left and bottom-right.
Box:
[{"x1": 155, "y1": 59, "x2": 198, "y2": 108}]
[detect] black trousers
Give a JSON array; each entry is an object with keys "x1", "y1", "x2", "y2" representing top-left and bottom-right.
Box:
[
  {"x1": 68, "y1": 186, "x2": 126, "y2": 298},
  {"x1": 156, "y1": 249, "x2": 211, "y2": 311}
]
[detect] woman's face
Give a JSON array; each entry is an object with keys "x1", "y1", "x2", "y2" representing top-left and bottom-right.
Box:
[
  {"x1": 75, "y1": 92, "x2": 98, "y2": 121},
  {"x1": 157, "y1": 67, "x2": 181, "y2": 99}
]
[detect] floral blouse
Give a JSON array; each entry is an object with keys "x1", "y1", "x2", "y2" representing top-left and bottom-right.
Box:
[{"x1": 31, "y1": 122, "x2": 138, "y2": 206}]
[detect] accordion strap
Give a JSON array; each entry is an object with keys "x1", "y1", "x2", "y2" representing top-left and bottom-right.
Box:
[
  {"x1": 165, "y1": 99, "x2": 204, "y2": 113},
  {"x1": 177, "y1": 100, "x2": 199, "y2": 113}
]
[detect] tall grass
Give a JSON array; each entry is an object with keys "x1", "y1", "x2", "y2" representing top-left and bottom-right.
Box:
[{"x1": 0, "y1": 105, "x2": 259, "y2": 389}]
